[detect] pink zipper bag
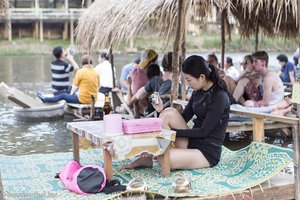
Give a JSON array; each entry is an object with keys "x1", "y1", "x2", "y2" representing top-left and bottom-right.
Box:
[
  {"x1": 57, "y1": 160, "x2": 106, "y2": 195},
  {"x1": 122, "y1": 118, "x2": 163, "y2": 134}
]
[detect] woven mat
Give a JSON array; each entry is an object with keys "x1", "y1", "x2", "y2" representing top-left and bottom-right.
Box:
[{"x1": 0, "y1": 142, "x2": 293, "y2": 199}]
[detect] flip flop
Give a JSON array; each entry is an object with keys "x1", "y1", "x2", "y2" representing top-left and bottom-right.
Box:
[
  {"x1": 171, "y1": 173, "x2": 191, "y2": 193},
  {"x1": 126, "y1": 177, "x2": 148, "y2": 192}
]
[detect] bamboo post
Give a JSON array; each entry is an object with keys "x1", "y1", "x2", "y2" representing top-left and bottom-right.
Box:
[
  {"x1": 180, "y1": 32, "x2": 186, "y2": 100},
  {"x1": 255, "y1": 22, "x2": 259, "y2": 51},
  {"x1": 109, "y1": 46, "x2": 116, "y2": 88},
  {"x1": 65, "y1": 0, "x2": 69, "y2": 9},
  {"x1": 70, "y1": 10, "x2": 74, "y2": 45},
  {"x1": 39, "y1": 12, "x2": 43, "y2": 43},
  {"x1": 296, "y1": 2, "x2": 300, "y2": 198},
  {"x1": 221, "y1": 10, "x2": 225, "y2": 69},
  {"x1": 293, "y1": 118, "x2": 300, "y2": 200},
  {"x1": 172, "y1": 0, "x2": 188, "y2": 102}
]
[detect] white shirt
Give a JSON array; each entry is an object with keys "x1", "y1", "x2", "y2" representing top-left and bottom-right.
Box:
[
  {"x1": 225, "y1": 66, "x2": 240, "y2": 81},
  {"x1": 95, "y1": 60, "x2": 114, "y2": 88}
]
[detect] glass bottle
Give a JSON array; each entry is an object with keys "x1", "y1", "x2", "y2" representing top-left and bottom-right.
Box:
[{"x1": 103, "y1": 93, "x2": 112, "y2": 115}]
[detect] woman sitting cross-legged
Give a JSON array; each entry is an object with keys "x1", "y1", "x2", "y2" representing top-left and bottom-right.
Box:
[
  {"x1": 37, "y1": 55, "x2": 99, "y2": 104},
  {"x1": 122, "y1": 55, "x2": 230, "y2": 170}
]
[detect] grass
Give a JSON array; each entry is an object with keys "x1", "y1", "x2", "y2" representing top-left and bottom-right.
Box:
[{"x1": 0, "y1": 31, "x2": 298, "y2": 55}]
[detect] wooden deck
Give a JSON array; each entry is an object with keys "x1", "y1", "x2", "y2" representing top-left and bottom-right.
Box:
[{"x1": 0, "y1": 8, "x2": 84, "y2": 22}]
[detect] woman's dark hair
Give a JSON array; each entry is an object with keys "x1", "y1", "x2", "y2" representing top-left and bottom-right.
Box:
[
  {"x1": 146, "y1": 63, "x2": 161, "y2": 80},
  {"x1": 182, "y1": 55, "x2": 227, "y2": 91},
  {"x1": 100, "y1": 53, "x2": 109, "y2": 60},
  {"x1": 162, "y1": 52, "x2": 173, "y2": 72},
  {"x1": 226, "y1": 57, "x2": 233, "y2": 66}
]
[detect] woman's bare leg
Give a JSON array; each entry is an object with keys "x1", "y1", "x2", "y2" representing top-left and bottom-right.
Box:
[
  {"x1": 157, "y1": 148, "x2": 210, "y2": 170},
  {"x1": 159, "y1": 107, "x2": 189, "y2": 130}
]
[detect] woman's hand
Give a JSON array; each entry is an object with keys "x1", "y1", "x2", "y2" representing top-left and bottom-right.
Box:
[{"x1": 150, "y1": 92, "x2": 164, "y2": 113}]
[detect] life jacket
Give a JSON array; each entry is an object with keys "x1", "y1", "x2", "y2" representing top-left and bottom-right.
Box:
[{"x1": 55, "y1": 160, "x2": 125, "y2": 195}]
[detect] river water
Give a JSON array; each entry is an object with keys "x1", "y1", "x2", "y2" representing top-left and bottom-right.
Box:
[{"x1": 0, "y1": 52, "x2": 292, "y2": 155}]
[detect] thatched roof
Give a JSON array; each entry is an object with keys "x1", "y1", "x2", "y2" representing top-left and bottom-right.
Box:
[
  {"x1": 229, "y1": 0, "x2": 299, "y2": 38},
  {"x1": 76, "y1": 0, "x2": 299, "y2": 51},
  {"x1": 0, "y1": 0, "x2": 10, "y2": 12},
  {"x1": 76, "y1": 0, "x2": 202, "y2": 51}
]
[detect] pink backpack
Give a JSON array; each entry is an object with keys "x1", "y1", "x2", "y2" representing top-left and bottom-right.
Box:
[
  {"x1": 56, "y1": 160, "x2": 106, "y2": 195},
  {"x1": 56, "y1": 160, "x2": 126, "y2": 195}
]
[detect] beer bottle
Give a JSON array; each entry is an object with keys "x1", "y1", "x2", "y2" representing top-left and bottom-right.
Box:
[{"x1": 103, "y1": 93, "x2": 112, "y2": 115}]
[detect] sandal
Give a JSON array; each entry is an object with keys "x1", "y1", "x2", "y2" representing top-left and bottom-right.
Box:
[
  {"x1": 126, "y1": 177, "x2": 148, "y2": 192},
  {"x1": 171, "y1": 173, "x2": 191, "y2": 193}
]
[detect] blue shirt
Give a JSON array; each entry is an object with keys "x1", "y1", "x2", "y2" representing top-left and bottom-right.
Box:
[
  {"x1": 120, "y1": 63, "x2": 134, "y2": 92},
  {"x1": 280, "y1": 61, "x2": 296, "y2": 83}
]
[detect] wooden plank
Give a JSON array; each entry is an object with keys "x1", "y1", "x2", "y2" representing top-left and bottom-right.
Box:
[
  {"x1": 252, "y1": 117, "x2": 265, "y2": 142},
  {"x1": 230, "y1": 108, "x2": 298, "y2": 125},
  {"x1": 161, "y1": 145, "x2": 171, "y2": 177},
  {"x1": 103, "y1": 149, "x2": 113, "y2": 180},
  {"x1": 71, "y1": 131, "x2": 80, "y2": 162},
  {"x1": 226, "y1": 122, "x2": 291, "y2": 132}
]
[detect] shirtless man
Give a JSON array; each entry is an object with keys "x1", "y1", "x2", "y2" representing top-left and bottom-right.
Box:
[{"x1": 248, "y1": 51, "x2": 284, "y2": 107}]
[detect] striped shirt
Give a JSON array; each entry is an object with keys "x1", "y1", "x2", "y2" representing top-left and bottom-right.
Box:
[{"x1": 51, "y1": 60, "x2": 74, "y2": 92}]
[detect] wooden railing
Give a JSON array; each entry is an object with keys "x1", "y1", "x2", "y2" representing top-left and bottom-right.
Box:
[{"x1": 0, "y1": 8, "x2": 84, "y2": 21}]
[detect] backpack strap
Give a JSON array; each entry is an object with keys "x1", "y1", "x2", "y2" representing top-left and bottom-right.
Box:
[
  {"x1": 101, "y1": 179, "x2": 126, "y2": 194},
  {"x1": 54, "y1": 173, "x2": 60, "y2": 179}
]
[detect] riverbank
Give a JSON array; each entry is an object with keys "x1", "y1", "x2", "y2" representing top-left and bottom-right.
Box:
[{"x1": 0, "y1": 31, "x2": 297, "y2": 55}]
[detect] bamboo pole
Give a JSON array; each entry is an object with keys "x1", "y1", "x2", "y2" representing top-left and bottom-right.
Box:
[
  {"x1": 39, "y1": 12, "x2": 43, "y2": 43},
  {"x1": 172, "y1": 0, "x2": 188, "y2": 102},
  {"x1": 70, "y1": 10, "x2": 74, "y2": 45},
  {"x1": 109, "y1": 46, "x2": 116, "y2": 88},
  {"x1": 255, "y1": 22, "x2": 259, "y2": 51},
  {"x1": 180, "y1": 32, "x2": 186, "y2": 100},
  {"x1": 221, "y1": 10, "x2": 225, "y2": 69}
]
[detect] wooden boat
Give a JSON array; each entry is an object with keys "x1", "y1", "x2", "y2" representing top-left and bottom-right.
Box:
[{"x1": 13, "y1": 101, "x2": 65, "y2": 121}]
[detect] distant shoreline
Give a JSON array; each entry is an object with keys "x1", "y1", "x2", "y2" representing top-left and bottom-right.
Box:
[{"x1": 0, "y1": 34, "x2": 297, "y2": 56}]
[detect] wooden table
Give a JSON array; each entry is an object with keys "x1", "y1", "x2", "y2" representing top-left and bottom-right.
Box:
[{"x1": 66, "y1": 121, "x2": 176, "y2": 180}]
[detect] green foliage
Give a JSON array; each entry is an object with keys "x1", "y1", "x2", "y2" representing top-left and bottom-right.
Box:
[{"x1": 0, "y1": 33, "x2": 297, "y2": 56}]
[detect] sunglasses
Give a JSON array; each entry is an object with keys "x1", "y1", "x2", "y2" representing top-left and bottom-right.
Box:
[{"x1": 241, "y1": 61, "x2": 249, "y2": 65}]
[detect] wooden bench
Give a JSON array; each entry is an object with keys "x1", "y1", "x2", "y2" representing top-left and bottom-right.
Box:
[{"x1": 173, "y1": 99, "x2": 293, "y2": 133}]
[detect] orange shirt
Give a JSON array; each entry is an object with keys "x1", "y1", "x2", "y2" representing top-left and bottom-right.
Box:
[{"x1": 73, "y1": 67, "x2": 99, "y2": 104}]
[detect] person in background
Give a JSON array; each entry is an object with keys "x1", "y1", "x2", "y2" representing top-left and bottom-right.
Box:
[
  {"x1": 119, "y1": 56, "x2": 141, "y2": 94},
  {"x1": 50, "y1": 45, "x2": 79, "y2": 95},
  {"x1": 233, "y1": 55, "x2": 262, "y2": 104},
  {"x1": 122, "y1": 55, "x2": 230, "y2": 170},
  {"x1": 207, "y1": 53, "x2": 236, "y2": 95},
  {"x1": 293, "y1": 48, "x2": 299, "y2": 67},
  {"x1": 128, "y1": 49, "x2": 158, "y2": 117},
  {"x1": 95, "y1": 53, "x2": 114, "y2": 94},
  {"x1": 244, "y1": 51, "x2": 284, "y2": 107},
  {"x1": 38, "y1": 55, "x2": 99, "y2": 104},
  {"x1": 276, "y1": 54, "x2": 296, "y2": 83},
  {"x1": 224, "y1": 57, "x2": 239, "y2": 81},
  {"x1": 207, "y1": 52, "x2": 220, "y2": 68}
]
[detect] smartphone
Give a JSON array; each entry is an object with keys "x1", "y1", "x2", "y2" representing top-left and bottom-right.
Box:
[{"x1": 69, "y1": 45, "x2": 76, "y2": 55}]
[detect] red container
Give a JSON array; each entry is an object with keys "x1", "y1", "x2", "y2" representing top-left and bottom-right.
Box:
[{"x1": 122, "y1": 118, "x2": 163, "y2": 134}]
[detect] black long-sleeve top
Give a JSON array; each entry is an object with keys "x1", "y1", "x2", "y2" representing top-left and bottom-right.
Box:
[{"x1": 173, "y1": 85, "x2": 230, "y2": 166}]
